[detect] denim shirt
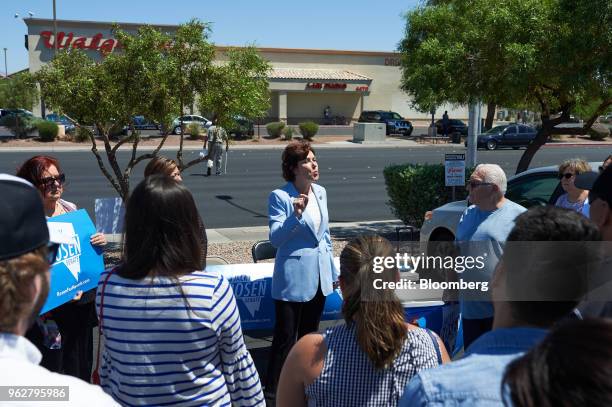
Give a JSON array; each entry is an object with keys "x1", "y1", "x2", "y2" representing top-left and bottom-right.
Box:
[{"x1": 399, "y1": 327, "x2": 548, "y2": 406}]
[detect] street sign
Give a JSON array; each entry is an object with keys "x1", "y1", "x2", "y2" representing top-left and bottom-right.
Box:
[{"x1": 445, "y1": 153, "x2": 466, "y2": 187}]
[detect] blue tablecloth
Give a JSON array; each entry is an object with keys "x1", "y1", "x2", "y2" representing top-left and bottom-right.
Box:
[{"x1": 207, "y1": 262, "x2": 447, "y2": 335}]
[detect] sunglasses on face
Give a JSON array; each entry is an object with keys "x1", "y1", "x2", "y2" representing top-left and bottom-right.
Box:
[
  {"x1": 467, "y1": 180, "x2": 492, "y2": 189},
  {"x1": 40, "y1": 173, "x2": 66, "y2": 187},
  {"x1": 558, "y1": 173, "x2": 574, "y2": 180}
]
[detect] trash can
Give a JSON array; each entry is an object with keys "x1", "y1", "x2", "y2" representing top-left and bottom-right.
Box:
[{"x1": 451, "y1": 132, "x2": 461, "y2": 144}]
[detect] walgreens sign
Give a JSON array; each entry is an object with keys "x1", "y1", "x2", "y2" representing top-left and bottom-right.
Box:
[{"x1": 40, "y1": 31, "x2": 120, "y2": 54}]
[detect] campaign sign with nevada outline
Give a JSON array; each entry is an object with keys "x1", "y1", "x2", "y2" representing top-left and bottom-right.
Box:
[
  {"x1": 208, "y1": 263, "x2": 343, "y2": 331},
  {"x1": 41, "y1": 209, "x2": 105, "y2": 314}
]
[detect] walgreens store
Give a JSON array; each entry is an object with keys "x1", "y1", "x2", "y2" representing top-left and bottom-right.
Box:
[{"x1": 24, "y1": 18, "x2": 467, "y2": 122}]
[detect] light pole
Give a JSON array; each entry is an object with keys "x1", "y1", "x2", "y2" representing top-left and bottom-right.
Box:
[
  {"x1": 3, "y1": 48, "x2": 7, "y2": 78},
  {"x1": 53, "y1": 0, "x2": 57, "y2": 56}
]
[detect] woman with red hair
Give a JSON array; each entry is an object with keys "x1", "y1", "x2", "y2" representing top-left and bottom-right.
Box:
[{"x1": 17, "y1": 155, "x2": 105, "y2": 382}]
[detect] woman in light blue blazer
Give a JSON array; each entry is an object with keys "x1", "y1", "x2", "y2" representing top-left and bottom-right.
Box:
[{"x1": 264, "y1": 140, "x2": 338, "y2": 402}]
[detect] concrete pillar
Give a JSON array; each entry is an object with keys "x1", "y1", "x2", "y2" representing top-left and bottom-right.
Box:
[{"x1": 278, "y1": 91, "x2": 287, "y2": 123}]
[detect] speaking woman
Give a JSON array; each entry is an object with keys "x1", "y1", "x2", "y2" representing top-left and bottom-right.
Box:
[{"x1": 264, "y1": 140, "x2": 338, "y2": 402}]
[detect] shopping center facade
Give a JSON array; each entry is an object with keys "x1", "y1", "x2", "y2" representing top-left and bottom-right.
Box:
[{"x1": 24, "y1": 18, "x2": 468, "y2": 122}]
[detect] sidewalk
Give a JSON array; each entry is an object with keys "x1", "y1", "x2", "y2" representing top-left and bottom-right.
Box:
[{"x1": 1, "y1": 133, "x2": 610, "y2": 152}]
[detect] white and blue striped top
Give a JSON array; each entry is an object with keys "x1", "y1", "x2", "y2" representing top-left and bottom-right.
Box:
[{"x1": 95, "y1": 268, "x2": 264, "y2": 406}]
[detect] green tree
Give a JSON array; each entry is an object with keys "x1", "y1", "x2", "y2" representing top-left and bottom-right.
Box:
[
  {"x1": 37, "y1": 20, "x2": 268, "y2": 199},
  {"x1": 400, "y1": 0, "x2": 611, "y2": 173},
  {"x1": 196, "y1": 46, "x2": 271, "y2": 134},
  {"x1": 0, "y1": 72, "x2": 39, "y2": 110},
  {"x1": 36, "y1": 27, "x2": 177, "y2": 199}
]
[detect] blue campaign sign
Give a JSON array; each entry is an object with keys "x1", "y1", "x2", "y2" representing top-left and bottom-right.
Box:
[
  {"x1": 209, "y1": 263, "x2": 343, "y2": 331},
  {"x1": 41, "y1": 209, "x2": 105, "y2": 314},
  {"x1": 209, "y1": 263, "x2": 443, "y2": 334}
]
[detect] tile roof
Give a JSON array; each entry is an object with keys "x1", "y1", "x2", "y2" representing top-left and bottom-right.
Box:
[{"x1": 269, "y1": 68, "x2": 371, "y2": 81}]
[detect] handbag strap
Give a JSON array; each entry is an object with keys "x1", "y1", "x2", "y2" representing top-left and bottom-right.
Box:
[
  {"x1": 425, "y1": 328, "x2": 443, "y2": 365},
  {"x1": 92, "y1": 268, "x2": 114, "y2": 384}
]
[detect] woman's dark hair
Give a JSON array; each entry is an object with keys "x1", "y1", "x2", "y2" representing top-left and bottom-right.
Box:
[
  {"x1": 281, "y1": 140, "x2": 314, "y2": 182},
  {"x1": 119, "y1": 175, "x2": 205, "y2": 279},
  {"x1": 340, "y1": 235, "x2": 407, "y2": 369},
  {"x1": 502, "y1": 319, "x2": 612, "y2": 407},
  {"x1": 16, "y1": 155, "x2": 62, "y2": 191}
]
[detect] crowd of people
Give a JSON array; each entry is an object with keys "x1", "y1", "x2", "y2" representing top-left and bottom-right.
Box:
[{"x1": 0, "y1": 144, "x2": 611, "y2": 406}]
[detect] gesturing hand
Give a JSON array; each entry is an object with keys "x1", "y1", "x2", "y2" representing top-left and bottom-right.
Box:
[{"x1": 292, "y1": 194, "x2": 309, "y2": 218}]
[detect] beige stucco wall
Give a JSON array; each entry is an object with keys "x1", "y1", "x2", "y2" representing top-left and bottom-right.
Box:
[
  {"x1": 287, "y1": 92, "x2": 361, "y2": 123},
  {"x1": 219, "y1": 49, "x2": 467, "y2": 121}
]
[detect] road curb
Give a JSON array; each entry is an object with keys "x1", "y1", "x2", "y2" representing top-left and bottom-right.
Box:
[{"x1": 106, "y1": 219, "x2": 407, "y2": 244}]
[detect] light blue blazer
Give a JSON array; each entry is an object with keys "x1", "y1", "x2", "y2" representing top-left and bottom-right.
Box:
[{"x1": 268, "y1": 182, "x2": 339, "y2": 302}]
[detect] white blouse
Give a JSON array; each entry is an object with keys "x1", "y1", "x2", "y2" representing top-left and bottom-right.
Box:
[{"x1": 305, "y1": 188, "x2": 321, "y2": 234}]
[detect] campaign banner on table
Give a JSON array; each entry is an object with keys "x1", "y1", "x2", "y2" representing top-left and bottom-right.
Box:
[
  {"x1": 208, "y1": 263, "x2": 343, "y2": 331},
  {"x1": 41, "y1": 209, "x2": 105, "y2": 314}
]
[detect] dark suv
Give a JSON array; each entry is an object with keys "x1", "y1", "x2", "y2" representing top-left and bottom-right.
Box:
[
  {"x1": 358, "y1": 110, "x2": 413, "y2": 135},
  {"x1": 435, "y1": 119, "x2": 468, "y2": 135}
]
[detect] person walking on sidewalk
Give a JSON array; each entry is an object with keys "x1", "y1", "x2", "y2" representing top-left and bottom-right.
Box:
[
  {"x1": 442, "y1": 110, "x2": 450, "y2": 137},
  {"x1": 264, "y1": 140, "x2": 339, "y2": 404},
  {"x1": 207, "y1": 121, "x2": 229, "y2": 176}
]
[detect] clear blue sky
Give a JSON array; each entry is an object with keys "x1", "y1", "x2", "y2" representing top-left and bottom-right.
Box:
[{"x1": 1, "y1": 0, "x2": 420, "y2": 74}]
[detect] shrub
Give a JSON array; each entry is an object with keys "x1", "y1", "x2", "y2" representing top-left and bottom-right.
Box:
[
  {"x1": 73, "y1": 126, "x2": 93, "y2": 143},
  {"x1": 383, "y1": 163, "x2": 473, "y2": 228},
  {"x1": 0, "y1": 114, "x2": 37, "y2": 138},
  {"x1": 588, "y1": 123, "x2": 609, "y2": 141},
  {"x1": 298, "y1": 121, "x2": 319, "y2": 140},
  {"x1": 188, "y1": 122, "x2": 201, "y2": 139},
  {"x1": 36, "y1": 120, "x2": 59, "y2": 142},
  {"x1": 282, "y1": 126, "x2": 294, "y2": 140},
  {"x1": 266, "y1": 121, "x2": 285, "y2": 138}
]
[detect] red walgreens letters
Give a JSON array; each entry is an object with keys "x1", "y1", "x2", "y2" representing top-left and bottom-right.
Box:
[{"x1": 40, "y1": 31, "x2": 121, "y2": 54}]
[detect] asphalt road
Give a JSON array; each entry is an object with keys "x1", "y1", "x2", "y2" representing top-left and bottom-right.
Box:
[{"x1": 1, "y1": 145, "x2": 609, "y2": 228}]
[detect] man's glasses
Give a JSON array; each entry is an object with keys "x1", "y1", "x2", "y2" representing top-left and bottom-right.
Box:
[
  {"x1": 467, "y1": 180, "x2": 492, "y2": 189},
  {"x1": 46, "y1": 242, "x2": 60, "y2": 265},
  {"x1": 40, "y1": 173, "x2": 66, "y2": 187},
  {"x1": 558, "y1": 173, "x2": 574, "y2": 180}
]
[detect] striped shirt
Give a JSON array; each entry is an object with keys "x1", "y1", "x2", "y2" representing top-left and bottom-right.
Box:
[
  {"x1": 305, "y1": 323, "x2": 441, "y2": 406},
  {"x1": 96, "y1": 268, "x2": 264, "y2": 406}
]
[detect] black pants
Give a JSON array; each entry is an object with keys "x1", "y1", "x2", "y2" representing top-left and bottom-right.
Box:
[
  {"x1": 25, "y1": 294, "x2": 96, "y2": 382},
  {"x1": 265, "y1": 286, "x2": 326, "y2": 395},
  {"x1": 53, "y1": 299, "x2": 96, "y2": 381},
  {"x1": 462, "y1": 317, "x2": 494, "y2": 350}
]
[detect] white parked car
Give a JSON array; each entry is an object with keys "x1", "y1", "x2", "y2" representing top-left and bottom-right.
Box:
[
  {"x1": 419, "y1": 162, "x2": 600, "y2": 244},
  {"x1": 171, "y1": 115, "x2": 212, "y2": 135}
]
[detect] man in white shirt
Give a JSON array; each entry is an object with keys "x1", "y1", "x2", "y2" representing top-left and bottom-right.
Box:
[{"x1": 0, "y1": 174, "x2": 117, "y2": 406}]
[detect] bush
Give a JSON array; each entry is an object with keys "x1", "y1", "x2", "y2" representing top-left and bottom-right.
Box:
[
  {"x1": 73, "y1": 126, "x2": 93, "y2": 143},
  {"x1": 298, "y1": 121, "x2": 319, "y2": 140},
  {"x1": 383, "y1": 163, "x2": 473, "y2": 228},
  {"x1": 36, "y1": 120, "x2": 59, "y2": 142},
  {"x1": 188, "y1": 123, "x2": 202, "y2": 139},
  {"x1": 266, "y1": 121, "x2": 285, "y2": 138},
  {"x1": 588, "y1": 123, "x2": 609, "y2": 141},
  {"x1": 0, "y1": 114, "x2": 37, "y2": 138},
  {"x1": 282, "y1": 126, "x2": 294, "y2": 140}
]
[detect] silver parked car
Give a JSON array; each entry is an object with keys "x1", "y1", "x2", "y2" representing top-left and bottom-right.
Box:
[
  {"x1": 171, "y1": 115, "x2": 212, "y2": 135},
  {"x1": 419, "y1": 162, "x2": 600, "y2": 244}
]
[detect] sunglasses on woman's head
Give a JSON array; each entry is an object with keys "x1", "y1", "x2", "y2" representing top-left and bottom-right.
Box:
[
  {"x1": 40, "y1": 173, "x2": 66, "y2": 187},
  {"x1": 558, "y1": 173, "x2": 574, "y2": 179}
]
